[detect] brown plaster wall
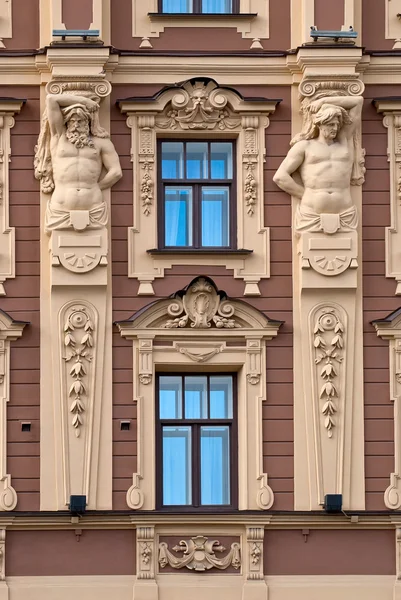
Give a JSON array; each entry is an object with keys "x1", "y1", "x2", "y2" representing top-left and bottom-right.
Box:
[
  {"x1": 111, "y1": 0, "x2": 291, "y2": 51},
  {"x1": 314, "y1": 0, "x2": 344, "y2": 31},
  {"x1": 6, "y1": 530, "x2": 136, "y2": 576},
  {"x1": 362, "y1": 0, "x2": 394, "y2": 51},
  {"x1": 111, "y1": 83, "x2": 293, "y2": 510},
  {"x1": 5, "y1": 0, "x2": 39, "y2": 50},
  {"x1": 62, "y1": 0, "x2": 93, "y2": 30},
  {"x1": 264, "y1": 529, "x2": 395, "y2": 575},
  {"x1": 362, "y1": 86, "x2": 397, "y2": 510},
  {"x1": 0, "y1": 86, "x2": 40, "y2": 511}
]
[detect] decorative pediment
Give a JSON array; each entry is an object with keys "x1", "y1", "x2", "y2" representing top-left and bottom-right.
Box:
[
  {"x1": 118, "y1": 78, "x2": 278, "y2": 134},
  {"x1": 116, "y1": 276, "x2": 282, "y2": 336}
]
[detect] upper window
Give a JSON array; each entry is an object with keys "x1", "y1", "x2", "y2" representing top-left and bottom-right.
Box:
[
  {"x1": 160, "y1": 0, "x2": 239, "y2": 14},
  {"x1": 159, "y1": 140, "x2": 236, "y2": 249},
  {"x1": 156, "y1": 374, "x2": 237, "y2": 509}
]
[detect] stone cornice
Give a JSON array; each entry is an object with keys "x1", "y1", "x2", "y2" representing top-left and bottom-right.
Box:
[{"x1": 0, "y1": 512, "x2": 397, "y2": 530}]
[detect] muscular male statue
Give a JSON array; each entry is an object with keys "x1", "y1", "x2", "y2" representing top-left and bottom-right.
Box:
[
  {"x1": 34, "y1": 94, "x2": 122, "y2": 232},
  {"x1": 273, "y1": 95, "x2": 363, "y2": 234}
]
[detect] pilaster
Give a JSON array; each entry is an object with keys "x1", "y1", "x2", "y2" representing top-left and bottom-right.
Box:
[
  {"x1": 39, "y1": 50, "x2": 117, "y2": 510},
  {"x1": 285, "y1": 48, "x2": 365, "y2": 510}
]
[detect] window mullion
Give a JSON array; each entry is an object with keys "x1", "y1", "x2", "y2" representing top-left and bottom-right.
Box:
[{"x1": 193, "y1": 424, "x2": 200, "y2": 507}]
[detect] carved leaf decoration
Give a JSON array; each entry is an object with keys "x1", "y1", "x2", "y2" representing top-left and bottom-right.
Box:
[
  {"x1": 69, "y1": 380, "x2": 86, "y2": 396},
  {"x1": 70, "y1": 362, "x2": 86, "y2": 377},
  {"x1": 331, "y1": 334, "x2": 343, "y2": 348},
  {"x1": 314, "y1": 323, "x2": 324, "y2": 334},
  {"x1": 321, "y1": 364, "x2": 337, "y2": 379},
  {"x1": 322, "y1": 400, "x2": 337, "y2": 415},
  {"x1": 81, "y1": 333, "x2": 93, "y2": 347},
  {"x1": 314, "y1": 335, "x2": 326, "y2": 348},
  {"x1": 64, "y1": 321, "x2": 74, "y2": 332},
  {"x1": 85, "y1": 320, "x2": 94, "y2": 331},
  {"x1": 65, "y1": 333, "x2": 75, "y2": 346},
  {"x1": 320, "y1": 382, "x2": 337, "y2": 398},
  {"x1": 334, "y1": 322, "x2": 344, "y2": 333},
  {"x1": 70, "y1": 398, "x2": 85, "y2": 414}
]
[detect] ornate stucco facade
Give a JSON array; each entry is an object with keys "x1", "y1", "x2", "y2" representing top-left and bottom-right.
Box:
[{"x1": 0, "y1": 0, "x2": 400, "y2": 598}]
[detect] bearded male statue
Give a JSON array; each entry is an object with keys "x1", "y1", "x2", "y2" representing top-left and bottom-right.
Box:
[
  {"x1": 273, "y1": 94, "x2": 364, "y2": 235},
  {"x1": 34, "y1": 94, "x2": 122, "y2": 233}
]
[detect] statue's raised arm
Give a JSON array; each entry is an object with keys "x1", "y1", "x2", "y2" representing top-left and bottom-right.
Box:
[{"x1": 34, "y1": 93, "x2": 122, "y2": 233}]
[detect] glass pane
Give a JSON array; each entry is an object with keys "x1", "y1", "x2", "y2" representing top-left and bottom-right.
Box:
[
  {"x1": 186, "y1": 142, "x2": 208, "y2": 179},
  {"x1": 201, "y1": 187, "x2": 230, "y2": 247},
  {"x1": 162, "y1": 142, "x2": 184, "y2": 179},
  {"x1": 163, "y1": 426, "x2": 192, "y2": 505},
  {"x1": 201, "y1": 426, "x2": 230, "y2": 505},
  {"x1": 162, "y1": 0, "x2": 193, "y2": 13},
  {"x1": 159, "y1": 376, "x2": 182, "y2": 419},
  {"x1": 211, "y1": 143, "x2": 233, "y2": 179},
  {"x1": 202, "y1": 0, "x2": 232, "y2": 13},
  {"x1": 185, "y1": 376, "x2": 207, "y2": 419},
  {"x1": 210, "y1": 376, "x2": 233, "y2": 419},
  {"x1": 165, "y1": 187, "x2": 193, "y2": 247}
]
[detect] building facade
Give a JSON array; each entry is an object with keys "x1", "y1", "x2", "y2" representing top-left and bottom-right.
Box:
[{"x1": 0, "y1": 0, "x2": 400, "y2": 597}]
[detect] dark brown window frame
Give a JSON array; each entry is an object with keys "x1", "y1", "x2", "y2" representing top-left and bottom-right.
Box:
[
  {"x1": 157, "y1": 139, "x2": 237, "y2": 250},
  {"x1": 156, "y1": 373, "x2": 238, "y2": 512},
  {"x1": 158, "y1": 0, "x2": 240, "y2": 14}
]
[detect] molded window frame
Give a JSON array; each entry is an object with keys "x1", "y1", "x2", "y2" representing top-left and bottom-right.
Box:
[{"x1": 119, "y1": 78, "x2": 280, "y2": 297}]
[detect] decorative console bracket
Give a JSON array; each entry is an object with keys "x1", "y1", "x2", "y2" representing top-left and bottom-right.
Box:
[
  {"x1": 119, "y1": 78, "x2": 280, "y2": 297},
  {"x1": 0, "y1": 100, "x2": 25, "y2": 296},
  {"x1": 373, "y1": 308, "x2": 401, "y2": 509},
  {"x1": 374, "y1": 98, "x2": 401, "y2": 295},
  {"x1": 116, "y1": 276, "x2": 282, "y2": 511},
  {"x1": 0, "y1": 310, "x2": 28, "y2": 511},
  {"x1": 274, "y1": 69, "x2": 366, "y2": 510}
]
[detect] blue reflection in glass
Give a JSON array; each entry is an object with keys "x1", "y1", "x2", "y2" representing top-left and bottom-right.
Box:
[
  {"x1": 162, "y1": 0, "x2": 193, "y2": 13},
  {"x1": 165, "y1": 187, "x2": 192, "y2": 247},
  {"x1": 201, "y1": 426, "x2": 230, "y2": 505},
  {"x1": 201, "y1": 187, "x2": 229, "y2": 247},
  {"x1": 163, "y1": 427, "x2": 192, "y2": 505},
  {"x1": 159, "y1": 376, "x2": 182, "y2": 419}
]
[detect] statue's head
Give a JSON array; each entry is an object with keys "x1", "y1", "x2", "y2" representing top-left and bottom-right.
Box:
[
  {"x1": 312, "y1": 104, "x2": 349, "y2": 141},
  {"x1": 62, "y1": 105, "x2": 94, "y2": 148}
]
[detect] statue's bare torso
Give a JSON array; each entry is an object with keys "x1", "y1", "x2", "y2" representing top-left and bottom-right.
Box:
[
  {"x1": 299, "y1": 138, "x2": 353, "y2": 214},
  {"x1": 50, "y1": 134, "x2": 104, "y2": 211}
]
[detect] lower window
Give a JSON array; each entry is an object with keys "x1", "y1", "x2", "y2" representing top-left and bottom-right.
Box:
[{"x1": 156, "y1": 374, "x2": 237, "y2": 509}]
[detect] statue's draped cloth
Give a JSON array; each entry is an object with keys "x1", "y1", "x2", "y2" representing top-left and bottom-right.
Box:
[
  {"x1": 295, "y1": 204, "x2": 358, "y2": 234},
  {"x1": 45, "y1": 201, "x2": 108, "y2": 233}
]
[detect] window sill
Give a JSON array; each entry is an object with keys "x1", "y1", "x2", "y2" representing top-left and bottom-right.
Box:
[
  {"x1": 148, "y1": 12, "x2": 258, "y2": 20},
  {"x1": 147, "y1": 248, "x2": 253, "y2": 256}
]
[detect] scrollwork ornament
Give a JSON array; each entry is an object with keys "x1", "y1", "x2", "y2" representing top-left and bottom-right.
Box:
[
  {"x1": 163, "y1": 277, "x2": 240, "y2": 329},
  {"x1": 158, "y1": 536, "x2": 241, "y2": 572}
]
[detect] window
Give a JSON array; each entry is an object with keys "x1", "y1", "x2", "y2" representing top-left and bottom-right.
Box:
[
  {"x1": 159, "y1": 0, "x2": 239, "y2": 14},
  {"x1": 156, "y1": 373, "x2": 237, "y2": 509},
  {"x1": 159, "y1": 140, "x2": 235, "y2": 249}
]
